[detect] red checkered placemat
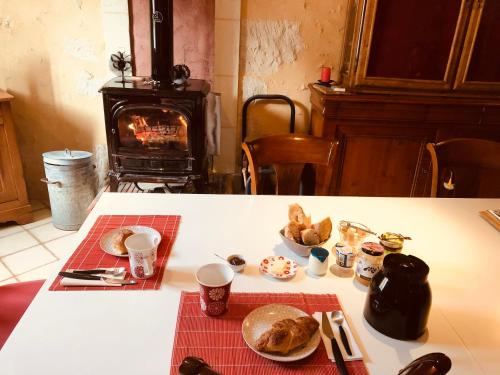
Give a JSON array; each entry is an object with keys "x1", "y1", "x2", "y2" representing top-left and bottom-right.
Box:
[
  {"x1": 49, "y1": 215, "x2": 180, "y2": 291},
  {"x1": 170, "y1": 292, "x2": 368, "y2": 375}
]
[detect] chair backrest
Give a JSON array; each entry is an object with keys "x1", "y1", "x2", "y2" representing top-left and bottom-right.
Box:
[
  {"x1": 426, "y1": 138, "x2": 500, "y2": 198},
  {"x1": 242, "y1": 134, "x2": 338, "y2": 195}
]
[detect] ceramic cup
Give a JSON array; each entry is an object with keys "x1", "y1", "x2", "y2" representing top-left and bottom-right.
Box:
[
  {"x1": 125, "y1": 233, "x2": 158, "y2": 279},
  {"x1": 196, "y1": 263, "x2": 235, "y2": 316},
  {"x1": 308, "y1": 247, "x2": 329, "y2": 276}
]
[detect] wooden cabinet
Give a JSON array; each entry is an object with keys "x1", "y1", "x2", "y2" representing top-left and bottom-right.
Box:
[
  {"x1": 309, "y1": 86, "x2": 500, "y2": 197},
  {"x1": 342, "y1": 0, "x2": 500, "y2": 94},
  {"x1": 454, "y1": 0, "x2": 500, "y2": 91},
  {"x1": 0, "y1": 91, "x2": 32, "y2": 224}
]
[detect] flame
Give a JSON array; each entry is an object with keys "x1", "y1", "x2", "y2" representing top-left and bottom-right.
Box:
[
  {"x1": 178, "y1": 115, "x2": 188, "y2": 128},
  {"x1": 128, "y1": 123, "x2": 135, "y2": 130}
]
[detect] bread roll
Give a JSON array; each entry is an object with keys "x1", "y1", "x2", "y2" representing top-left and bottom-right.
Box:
[
  {"x1": 300, "y1": 228, "x2": 320, "y2": 246},
  {"x1": 112, "y1": 228, "x2": 134, "y2": 255},
  {"x1": 255, "y1": 316, "x2": 319, "y2": 355},
  {"x1": 284, "y1": 220, "x2": 306, "y2": 243}
]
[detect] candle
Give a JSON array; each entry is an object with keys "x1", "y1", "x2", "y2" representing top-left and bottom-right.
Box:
[{"x1": 320, "y1": 67, "x2": 331, "y2": 82}]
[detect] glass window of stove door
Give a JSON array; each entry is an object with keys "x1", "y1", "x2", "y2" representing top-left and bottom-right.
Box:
[{"x1": 116, "y1": 106, "x2": 190, "y2": 153}]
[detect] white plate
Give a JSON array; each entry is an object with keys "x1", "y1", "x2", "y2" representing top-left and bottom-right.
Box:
[
  {"x1": 242, "y1": 304, "x2": 321, "y2": 362},
  {"x1": 259, "y1": 256, "x2": 298, "y2": 279},
  {"x1": 99, "y1": 226, "x2": 162, "y2": 257}
]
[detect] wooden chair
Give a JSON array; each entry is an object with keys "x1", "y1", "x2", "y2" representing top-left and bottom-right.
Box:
[
  {"x1": 242, "y1": 134, "x2": 338, "y2": 195},
  {"x1": 426, "y1": 138, "x2": 500, "y2": 198}
]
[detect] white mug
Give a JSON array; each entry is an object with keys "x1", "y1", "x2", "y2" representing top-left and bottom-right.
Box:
[{"x1": 125, "y1": 233, "x2": 159, "y2": 279}]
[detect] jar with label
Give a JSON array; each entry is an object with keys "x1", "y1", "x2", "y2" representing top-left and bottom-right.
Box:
[
  {"x1": 355, "y1": 242, "x2": 384, "y2": 286},
  {"x1": 331, "y1": 242, "x2": 355, "y2": 277}
]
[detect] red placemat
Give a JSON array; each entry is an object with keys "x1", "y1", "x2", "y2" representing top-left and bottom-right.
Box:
[
  {"x1": 49, "y1": 215, "x2": 180, "y2": 291},
  {"x1": 170, "y1": 292, "x2": 368, "y2": 375}
]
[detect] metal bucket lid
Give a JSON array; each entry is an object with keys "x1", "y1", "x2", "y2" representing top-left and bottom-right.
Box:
[{"x1": 43, "y1": 149, "x2": 92, "y2": 166}]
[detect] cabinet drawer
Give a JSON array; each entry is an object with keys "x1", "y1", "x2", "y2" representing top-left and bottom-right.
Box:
[{"x1": 0, "y1": 114, "x2": 3, "y2": 125}]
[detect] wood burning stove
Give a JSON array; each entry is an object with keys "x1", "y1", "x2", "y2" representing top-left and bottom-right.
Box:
[{"x1": 100, "y1": 0, "x2": 210, "y2": 192}]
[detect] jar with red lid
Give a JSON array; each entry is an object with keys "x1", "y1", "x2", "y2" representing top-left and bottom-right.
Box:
[{"x1": 355, "y1": 242, "x2": 384, "y2": 286}]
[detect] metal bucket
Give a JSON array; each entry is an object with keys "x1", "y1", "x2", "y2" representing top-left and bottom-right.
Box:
[{"x1": 42, "y1": 149, "x2": 96, "y2": 230}]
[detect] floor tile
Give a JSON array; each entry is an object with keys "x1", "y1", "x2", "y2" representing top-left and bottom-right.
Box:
[
  {"x1": 0, "y1": 231, "x2": 39, "y2": 257},
  {"x1": 44, "y1": 233, "x2": 79, "y2": 260},
  {"x1": 17, "y1": 261, "x2": 58, "y2": 282},
  {"x1": 2, "y1": 245, "x2": 57, "y2": 275},
  {"x1": 0, "y1": 261, "x2": 13, "y2": 281},
  {"x1": 22, "y1": 209, "x2": 52, "y2": 229},
  {"x1": 0, "y1": 277, "x2": 18, "y2": 286},
  {"x1": 28, "y1": 222, "x2": 74, "y2": 243},
  {"x1": 0, "y1": 222, "x2": 24, "y2": 238}
]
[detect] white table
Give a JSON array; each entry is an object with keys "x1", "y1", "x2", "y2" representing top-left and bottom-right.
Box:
[{"x1": 1, "y1": 194, "x2": 499, "y2": 375}]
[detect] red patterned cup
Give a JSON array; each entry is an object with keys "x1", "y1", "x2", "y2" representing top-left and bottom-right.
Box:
[{"x1": 195, "y1": 263, "x2": 234, "y2": 316}]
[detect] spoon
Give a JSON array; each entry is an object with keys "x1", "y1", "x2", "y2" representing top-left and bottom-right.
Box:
[
  {"x1": 331, "y1": 311, "x2": 352, "y2": 356},
  {"x1": 214, "y1": 253, "x2": 228, "y2": 263}
]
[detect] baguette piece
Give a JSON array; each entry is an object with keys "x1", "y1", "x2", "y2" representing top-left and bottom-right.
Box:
[
  {"x1": 288, "y1": 203, "x2": 311, "y2": 227},
  {"x1": 312, "y1": 217, "x2": 332, "y2": 242},
  {"x1": 255, "y1": 316, "x2": 319, "y2": 355}
]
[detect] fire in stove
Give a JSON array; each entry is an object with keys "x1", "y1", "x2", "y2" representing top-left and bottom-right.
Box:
[{"x1": 124, "y1": 110, "x2": 188, "y2": 150}]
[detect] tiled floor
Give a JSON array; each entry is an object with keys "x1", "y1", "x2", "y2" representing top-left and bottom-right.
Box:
[{"x1": 0, "y1": 201, "x2": 78, "y2": 286}]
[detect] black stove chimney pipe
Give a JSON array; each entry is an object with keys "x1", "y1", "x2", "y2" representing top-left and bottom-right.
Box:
[{"x1": 150, "y1": 0, "x2": 173, "y2": 83}]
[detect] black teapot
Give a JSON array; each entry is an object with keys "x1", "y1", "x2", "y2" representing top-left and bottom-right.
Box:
[{"x1": 363, "y1": 253, "x2": 431, "y2": 340}]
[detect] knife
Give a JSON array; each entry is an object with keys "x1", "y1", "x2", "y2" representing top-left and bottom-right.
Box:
[
  {"x1": 58, "y1": 272, "x2": 137, "y2": 285},
  {"x1": 322, "y1": 312, "x2": 349, "y2": 375}
]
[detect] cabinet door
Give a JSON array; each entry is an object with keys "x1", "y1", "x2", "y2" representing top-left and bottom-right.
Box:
[
  {"x1": 454, "y1": 0, "x2": 500, "y2": 91},
  {"x1": 0, "y1": 121, "x2": 19, "y2": 204},
  {"x1": 335, "y1": 125, "x2": 435, "y2": 197},
  {"x1": 354, "y1": 0, "x2": 471, "y2": 90}
]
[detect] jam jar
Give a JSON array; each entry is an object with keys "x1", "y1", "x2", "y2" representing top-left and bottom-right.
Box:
[
  {"x1": 355, "y1": 242, "x2": 384, "y2": 286},
  {"x1": 379, "y1": 232, "x2": 405, "y2": 255}
]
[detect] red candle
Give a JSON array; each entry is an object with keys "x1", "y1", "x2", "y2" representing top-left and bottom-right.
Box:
[{"x1": 320, "y1": 67, "x2": 331, "y2": 82}]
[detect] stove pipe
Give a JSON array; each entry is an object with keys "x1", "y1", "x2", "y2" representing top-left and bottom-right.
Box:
[{"x1": 150, "y1": 0, "x2": 174, "y2": 83}]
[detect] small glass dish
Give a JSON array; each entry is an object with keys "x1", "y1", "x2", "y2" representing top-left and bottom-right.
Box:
[{"x1": 227, "y1": 254, "x2": 246, "y2": 273}]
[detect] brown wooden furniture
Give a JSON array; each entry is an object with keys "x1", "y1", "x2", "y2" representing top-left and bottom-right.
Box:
[
  {"x1": 341, "y1": 0, "x2": 500, "y2": 94},
  {"x1": 0, "y1": 91, "x2": 32, "y2": 224},
  {"x1": 242, "y1": 134, "x2": 338, "y2": 195},
  {"x1": 426, "y1": 138, "x2": 500, "y2": 198},
  {"x1": 310, "y1": 86, "x2": 500, "y2": 197}
]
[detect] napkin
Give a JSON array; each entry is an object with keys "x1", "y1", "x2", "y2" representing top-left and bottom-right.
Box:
[
  {"x1": 60, "y1": 268, "x2": 126, "y2": 287},
  {"x1": 313, "y1": 312, "x2": 363, "y2": 361}
]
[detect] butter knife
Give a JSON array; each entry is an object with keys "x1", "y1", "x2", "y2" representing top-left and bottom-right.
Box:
[
  {"x1": 58, "y1": 271, "x2": 137, "y2": 285},
  {"x1": 322, "y1": 312, "x2": 349, "y2": 375}
]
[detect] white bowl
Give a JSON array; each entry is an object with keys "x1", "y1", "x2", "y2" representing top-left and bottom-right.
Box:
[
  {"x1": 227, "y1": 254, "x2": 246, "y2": 272},
  {"x1": 279, "y1": 229, "x2": 329, "y2": 257}
]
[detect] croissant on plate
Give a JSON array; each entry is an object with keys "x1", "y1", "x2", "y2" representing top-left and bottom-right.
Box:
[{"x1": 254, "y1": 316, "x2": 319, "y2": 355}]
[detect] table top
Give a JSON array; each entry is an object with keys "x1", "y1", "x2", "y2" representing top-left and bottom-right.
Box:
[{"x1": 1, "y1": 194, "x2": 499, "y2": 375}]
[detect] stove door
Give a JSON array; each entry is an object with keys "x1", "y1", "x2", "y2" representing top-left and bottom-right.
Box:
[
  {"x1": 111, "y1": 104, "x2": 194, "y2": 173},
  {"x1": 114, "y1": 104, "x2": 191, "y2": 156}
]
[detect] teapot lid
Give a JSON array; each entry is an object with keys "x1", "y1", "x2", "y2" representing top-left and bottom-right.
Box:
[{"x1": 382, "y1": 253, "x2": 429, "y2": 283}]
